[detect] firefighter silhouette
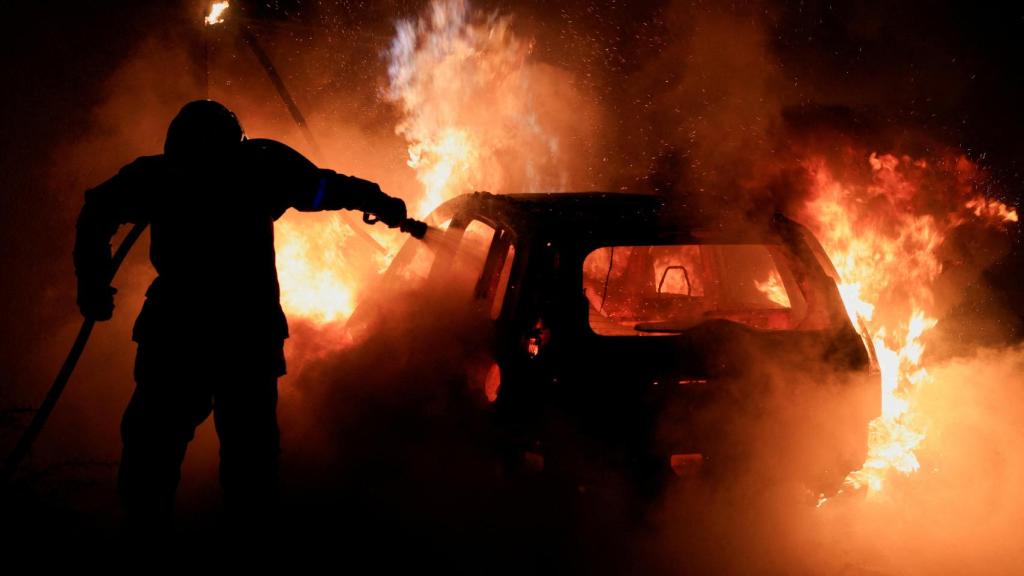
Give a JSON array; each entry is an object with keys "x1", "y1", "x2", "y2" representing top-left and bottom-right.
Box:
[{"x1": 73, "y1": 100, "x2": 407, "y2": 529}]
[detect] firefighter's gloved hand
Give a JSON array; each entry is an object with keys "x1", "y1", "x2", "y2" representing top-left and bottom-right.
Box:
[
  {"x1": 78, "y1": 284, "x2": 117, "y2": 321},
  {"x1": 372, "y1": 196, "x2": 408, "y2": 228}
]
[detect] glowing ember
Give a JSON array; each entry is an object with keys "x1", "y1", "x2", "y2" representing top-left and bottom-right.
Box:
[
  {"x1": 386, "y1": 0, "x2": 563, "y2": 217},
  {"x1": 205, "y1": 1, "x2": 229, "y2": 26},
  {"x1": 802, "y1": 152, "x2": 1016, "y2": 498}
]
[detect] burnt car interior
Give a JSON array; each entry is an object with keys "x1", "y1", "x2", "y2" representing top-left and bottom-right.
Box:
[{"x1": 582, "y1": 242, "x2": 832, "y2": 335}]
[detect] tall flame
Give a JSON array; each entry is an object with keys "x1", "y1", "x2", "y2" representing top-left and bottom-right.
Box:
[
  {"x1": 803, "y1": 152, "x2": 1016, "y2": 497},
  {"x1": 386, "y1": 0, "x2": 563, "y2": 217},
  {"x1": 276, "y1": 0, "x2": 562, "y2": 328}
]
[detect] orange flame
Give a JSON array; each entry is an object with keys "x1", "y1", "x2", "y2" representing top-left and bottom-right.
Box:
[
  {"x1": 205, "y1": 1, "x2": 230, "y2": 26},
  {"x1": 754, "y1": 270, "x2": 791, "y2": 308},
  {"x1": 275, "y1": 212, "x2": 360, "y2": 326},
  {"x1": 965, "y1": 196, "x2": 1018, "y2": 223},
  {"x1": 803, "y1": 152, "x2": 1015, "y2": 498}
]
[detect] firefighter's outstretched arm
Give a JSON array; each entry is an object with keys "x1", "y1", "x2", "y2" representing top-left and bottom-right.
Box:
[
  {"x1": 305, "y1": 169, "x2": 407, "y2": 227},
  {"x1": 73, "y1": 158, "x2": 150, "y2": 321},
  {"x1": 249, "y1": 138, "x2": 407, "y2": 226}
]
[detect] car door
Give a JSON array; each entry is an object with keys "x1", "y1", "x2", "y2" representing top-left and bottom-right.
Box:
[{"x1": 426, "y1": 213, "x2": 518, "y2": 401}]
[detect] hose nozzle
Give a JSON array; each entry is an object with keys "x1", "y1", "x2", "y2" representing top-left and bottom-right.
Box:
[
  {"x1": 361, "y1": 212, "x2": 429, "y2": 240},
  {"x1": 399, "y1": 218, "x2": 428, "y2": 239}
]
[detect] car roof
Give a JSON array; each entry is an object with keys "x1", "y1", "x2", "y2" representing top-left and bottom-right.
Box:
[
  {"x1": 436, "y1": 191, "x2": 667, "y2": 229},
  {"x1": 432, "y1": 191, "x2": 790, "y2": 244}
]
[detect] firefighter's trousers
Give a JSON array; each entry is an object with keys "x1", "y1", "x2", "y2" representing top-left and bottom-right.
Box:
[{"x1": 117, "y1": 339, "x2": 284, "y2": 530}]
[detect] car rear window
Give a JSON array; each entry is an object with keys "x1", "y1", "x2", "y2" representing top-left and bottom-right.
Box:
[{"x1": 583, "y1": 243, "x2": 830, "y2": 335}]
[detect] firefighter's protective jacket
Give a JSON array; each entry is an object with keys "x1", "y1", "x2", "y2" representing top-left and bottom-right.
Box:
[{"x1": 74, "y1": 138, "x2": 390, "y2": 372}]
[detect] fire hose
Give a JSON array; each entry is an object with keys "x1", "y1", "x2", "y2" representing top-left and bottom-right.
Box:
[
  {"x1": 1, "y1": 222, "x2": 147, "y2": 486},
  {"x1": 0, "y1": 213, "x2": 426, "y2": 486}
]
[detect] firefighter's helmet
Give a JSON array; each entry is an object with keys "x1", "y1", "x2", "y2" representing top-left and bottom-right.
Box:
[{"x1": 164, "y1": 99, "x2": 245, "y2": 163}]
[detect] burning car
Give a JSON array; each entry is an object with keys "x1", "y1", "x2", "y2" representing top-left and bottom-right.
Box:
[{"x1": 360, "y1": 191, "x2": 880, "y2": 498}]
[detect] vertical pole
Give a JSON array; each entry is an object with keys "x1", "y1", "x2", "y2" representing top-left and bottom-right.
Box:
[{"x1": 204, "y1": 26, "x2": 210, "y2": 98}]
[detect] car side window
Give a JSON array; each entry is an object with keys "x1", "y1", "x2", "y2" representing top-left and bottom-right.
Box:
[
  {"x1": 437, "y1": 217, "x2": 517, "y2": 319},
  {"x1": 448, "y1": 219, "x2": 497, "y2": 301},
  {"x1": 471, "y1": 229, "x2": 515, "y2": 320},
  {"x1": 489, "y1": 242, "x2": 515, "y2": 319}
]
